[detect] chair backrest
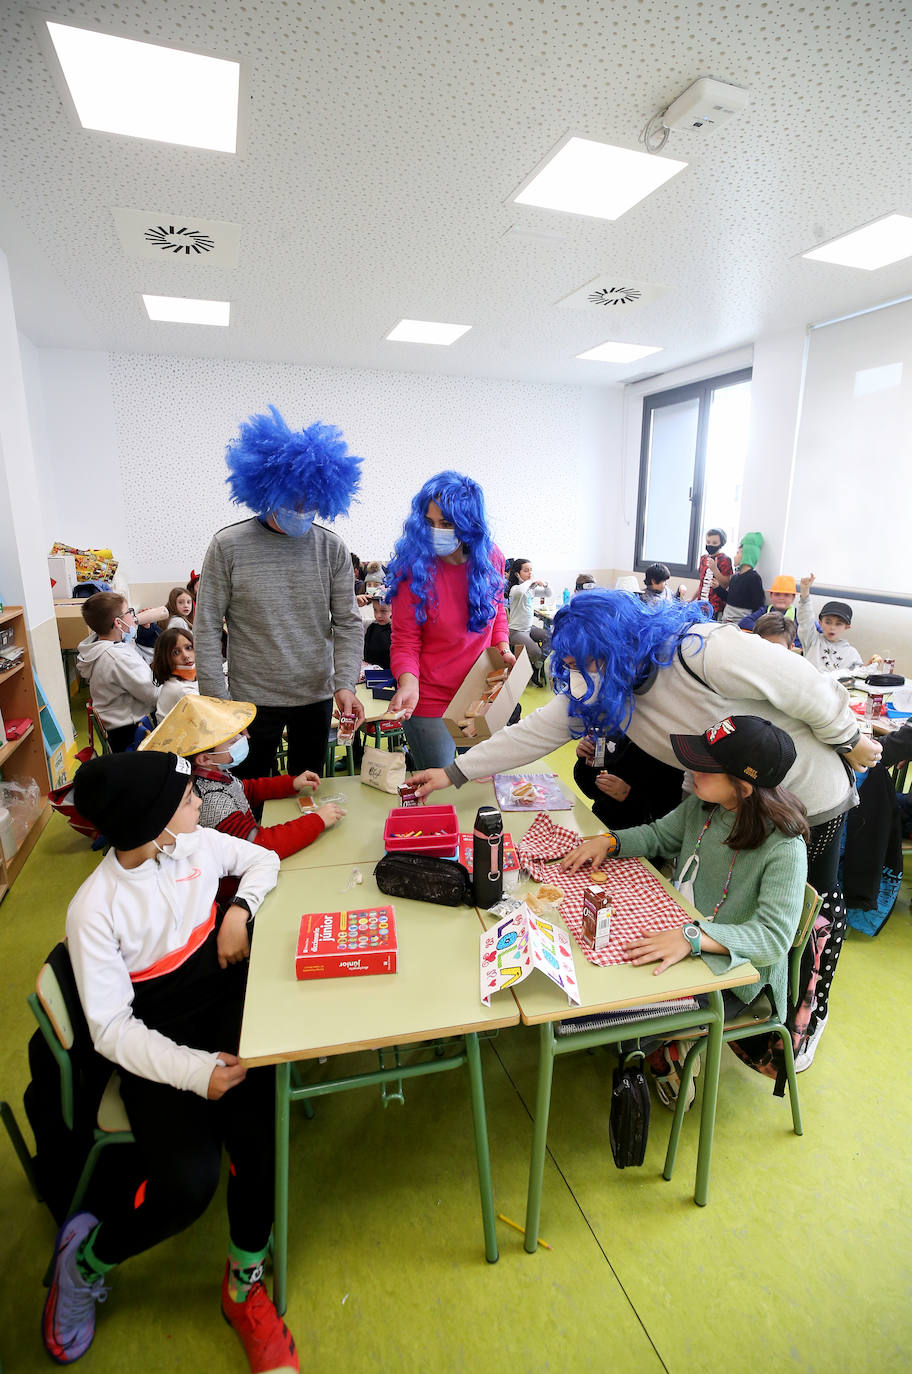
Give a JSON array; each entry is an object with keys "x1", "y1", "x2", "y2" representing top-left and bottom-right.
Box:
[
  {"x1": 789, "y1": 883, "x2": 822, "y2": 1007},
  {"x1": 28, "y1": 943, "x2": 99, "y2": 1132}
]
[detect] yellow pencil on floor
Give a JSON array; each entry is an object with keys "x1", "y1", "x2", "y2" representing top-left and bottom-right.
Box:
[{"x1": 496, "y1": 1212, "x2": 552, "y2": 1250}]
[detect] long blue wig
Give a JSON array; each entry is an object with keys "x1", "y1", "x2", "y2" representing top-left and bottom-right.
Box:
[
  {"x1": 225, "y1": 405, "x2": 363, "y2": 519},
  {"x1": 385, "y1": 471, "x2": 504, "y2": 632},
  {"x1": 550, "y1": 589, "x2": 711, "y2": 735}
]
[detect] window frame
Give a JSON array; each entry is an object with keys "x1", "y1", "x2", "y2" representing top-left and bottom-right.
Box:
[{"x1": 633, "y1": 366, "x2": 753, "y2": 576}]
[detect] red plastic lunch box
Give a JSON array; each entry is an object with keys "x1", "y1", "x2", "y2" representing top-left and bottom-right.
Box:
[{"x1": 383, "y1": 805, "x2": 459, "y2": 858}]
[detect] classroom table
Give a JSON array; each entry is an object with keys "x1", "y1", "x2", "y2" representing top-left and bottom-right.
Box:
[
  {"x1": 262, "y1": 769, "x2": 603, "y2": 871},
  {"x1": 485, "y1": 862, "x2": 760, "y2": 1251},
  {"x1": 239, "y1": 863, "x2": 520, "y2": 1314}
]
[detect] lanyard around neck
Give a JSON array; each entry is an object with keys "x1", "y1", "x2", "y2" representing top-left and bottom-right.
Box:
[{"x1": 692, "y1": 807, "x2": 739, "y2": 919}]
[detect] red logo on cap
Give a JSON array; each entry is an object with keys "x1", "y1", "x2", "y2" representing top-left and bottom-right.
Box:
[{"x1": 706, "y1": 718, "x2": 735, "y2": 745}]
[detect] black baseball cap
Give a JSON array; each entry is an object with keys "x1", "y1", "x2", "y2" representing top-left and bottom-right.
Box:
[
  {"x1": 819, "y1": 600, "x2": 852, "y2": 625},
  {"x1": 670, "y1": 715, "x2": 797, "y2": 790}
]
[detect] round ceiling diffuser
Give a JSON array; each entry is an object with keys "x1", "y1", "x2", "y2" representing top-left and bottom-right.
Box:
[
  {"x1": 587, "y1": 286, "x2": 644, "y2": 306},
  {"x1": 144, "y1": 225, "x2": 215, "y2": 254}
]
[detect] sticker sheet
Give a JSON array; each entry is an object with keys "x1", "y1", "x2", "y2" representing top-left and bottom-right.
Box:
[{"x1": 480, "y1": 903, "x2": 580, "y2": 1007}]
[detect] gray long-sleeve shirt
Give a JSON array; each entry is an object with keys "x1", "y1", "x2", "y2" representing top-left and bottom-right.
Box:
[{"x1": 194, "y1": 517, "x2": 364, "y2": 706}]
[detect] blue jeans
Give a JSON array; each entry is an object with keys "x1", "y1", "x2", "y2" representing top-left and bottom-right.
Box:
[{"x1": 403, "y1": 715, "x2": 458, "y2": 771}]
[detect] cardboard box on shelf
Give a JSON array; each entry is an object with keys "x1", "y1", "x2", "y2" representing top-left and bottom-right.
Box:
[
  {"x1": 47, "y1": 555, "x2": 77, "y2": 601},
  {"x1": 54, "y1": 600, "x2": 89, "y2": 651},
  {"x1": 443, "y1": 647, "x2": 532, "y2": 746}
]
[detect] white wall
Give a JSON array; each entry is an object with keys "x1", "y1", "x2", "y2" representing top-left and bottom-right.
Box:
[
  {"x1": 33, "y1": 350, "x2": 621, "y2": 598},
  {"x1": 0, "y1": 252, "x2": 72, "y2": 747}
]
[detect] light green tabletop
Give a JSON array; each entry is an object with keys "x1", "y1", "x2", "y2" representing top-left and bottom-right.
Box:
[
  {"x1": 238, "y1": 864, "x2": 519, "y2": 1067},
  {"x1": 496, "y1": 857, "x2": 759, "y2": 1025},
  {"x1": 263, "y1": 768, "x2": 603, "y2": 872}
]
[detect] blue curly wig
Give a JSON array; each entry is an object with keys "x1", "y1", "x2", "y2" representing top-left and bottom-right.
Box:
[
  {"x1": 385, "y1": 471, "x2": 504, "y2": 632},
  {"x1": 225, "y1": 405, "x2": 363, "y2": 519},
  {"x1": 550, "y1": 589, "x2": 711, "y2": 735}
]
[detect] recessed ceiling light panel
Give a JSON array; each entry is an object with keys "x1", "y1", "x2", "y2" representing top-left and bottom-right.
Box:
[
  {"x1": 142, "y1": 294, "x2": 230, "y2": 326},
  {"x1": 802, "y1": 214, "x2": 912, "y2": 271},
  {"x1": 385, "y1": 319, "x2": 472, "y2": 345},
  {"x1": 46, "y1": 21, "x2": 240, "y2": 153},
  {"x1": 512, "y1": 134, "x2": 686, "y2": 221},
  {"x1": 576, "y1": 341, "x2": 663, "y2": 364},
  {"x1": 112, "y1": 208, "x2": 241, "y2": 266}
]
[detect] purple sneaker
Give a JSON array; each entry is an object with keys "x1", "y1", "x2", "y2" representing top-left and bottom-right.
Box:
[{"x1": 42, "y1": 1211, "x2": 109, "y2": 1364}]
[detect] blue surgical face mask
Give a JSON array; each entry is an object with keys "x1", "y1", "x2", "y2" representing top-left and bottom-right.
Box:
[
  {"x1": 225, "y1": 736, "x2": 249, "y2": 769},
  {"x1": 120, "y1": 622, "x2": 137, "y2": 644},
  {"x1": 430, "y1": 526, "x2": 460, "y2": 556},
  {"x1": 272, "y1": 507, "x2": 317, "y2": 537}
]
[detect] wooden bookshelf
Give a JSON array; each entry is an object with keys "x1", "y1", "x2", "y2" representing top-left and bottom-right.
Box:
[{"x1": 0, "y1": 607, "x2": 51, "y2": 898}]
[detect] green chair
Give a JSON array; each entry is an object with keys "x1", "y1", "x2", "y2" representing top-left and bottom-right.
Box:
[
  {"x1": 324, "y1": 727, "x2": 355, "y2": 778},
  {"x1": 664, "y1": 882, "x2": 822, "y2": 1182},
  {"x1": 370, "y1": 720, "x2": 405, "y2": 751},
  {"x1": 28, "y1": 944, "x2": 135, "y2": 1239}
]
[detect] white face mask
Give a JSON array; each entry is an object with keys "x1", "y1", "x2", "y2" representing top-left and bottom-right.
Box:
[
  {"x1": 154, "y1": 826, "x2": 199, "y2": 860},
  {"x1": 569, "y1": 669, "x2": 601, "y2": 701}
]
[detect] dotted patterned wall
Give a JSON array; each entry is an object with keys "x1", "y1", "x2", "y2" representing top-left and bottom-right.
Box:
[
  {"x1": 108, "y1": 352, "x2": 597, "y2": 578},
  {"x1": 2, "y1": 1, "x2": 912, "y2": 385}
]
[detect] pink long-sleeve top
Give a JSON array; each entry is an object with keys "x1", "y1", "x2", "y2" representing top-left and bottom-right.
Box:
[{"x1": 390, "y1": 551, "x2": 509, "y2": 717}]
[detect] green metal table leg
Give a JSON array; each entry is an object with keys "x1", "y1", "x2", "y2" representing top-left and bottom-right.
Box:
[
  {"x1": 693, "y1": 990, "x2": 723, "y2": 1207},
  {"x1": 523, "y1": 1022, "x2": 556, "y2": 1254},
  {"x1": 273, "y1": 1062, "x2": 291, "y2": 1315},
  {"x1": 465, "y1": 1033, "x2": 498, "y2": 1263}
]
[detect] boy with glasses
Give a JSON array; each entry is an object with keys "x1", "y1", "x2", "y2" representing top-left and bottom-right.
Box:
[{"x1": 77, "y1": 592, "x2": 159, "y2": 751}]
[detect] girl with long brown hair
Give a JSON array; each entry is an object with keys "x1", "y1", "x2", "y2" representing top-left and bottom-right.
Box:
[{"x1": 562, "y1": 714, "x2": 809, "y2": 1107}]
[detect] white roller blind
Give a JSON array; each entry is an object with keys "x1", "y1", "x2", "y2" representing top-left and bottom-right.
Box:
[{"x1": 783, "y1": 297, "x2": 912, "y2": 598}]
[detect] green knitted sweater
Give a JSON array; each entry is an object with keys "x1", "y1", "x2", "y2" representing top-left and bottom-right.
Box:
[{"x1": 613, "y1": 795, "x2": 807, "y2": 1020}]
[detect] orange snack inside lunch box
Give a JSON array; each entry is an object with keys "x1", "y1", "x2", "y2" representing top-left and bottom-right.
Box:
[{"x1": 383, "y1": 805, "x2": 459, "y2": 857}]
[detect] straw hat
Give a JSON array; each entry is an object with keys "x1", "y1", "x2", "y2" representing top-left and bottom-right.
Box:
[{"x1": 138, "y1": 695, "x2": 256, "y2": 757}]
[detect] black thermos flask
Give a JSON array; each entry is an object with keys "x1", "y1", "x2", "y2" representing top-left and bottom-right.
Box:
[{"x1": 472, "y1": 805, "x2": 504, "y2": 908}]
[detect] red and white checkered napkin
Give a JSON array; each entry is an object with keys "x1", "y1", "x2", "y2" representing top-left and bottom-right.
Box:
[{"x1": 517, "y1": 813, "x2": 583, "y2": 879}]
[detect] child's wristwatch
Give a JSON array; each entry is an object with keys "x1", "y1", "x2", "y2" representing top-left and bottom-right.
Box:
[
  {"x1": 231, "y1": 896, "x2": 254, "y2": 922},
  {"x1": 683, "y1": 923, "x2": 702, "y2": 957}
]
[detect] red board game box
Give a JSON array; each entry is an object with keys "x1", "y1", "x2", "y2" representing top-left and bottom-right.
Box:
[
  {"x1": 456, "y1": 832, "x2": 519, "y2": 873},
  {"x1": 295, "y1": 906, "x2": 398, "y2": 980}
]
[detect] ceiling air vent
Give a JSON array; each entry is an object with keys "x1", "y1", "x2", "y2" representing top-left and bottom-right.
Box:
[
  {"x1": 144, "y1": 225, "x2": 216, "y2": 255},
  {"x1": 111, "y1": 207, "x2": 241, "y2": 267},
  {"x1": 557, "y1": 275, "x2": 669, "y2": 312}
]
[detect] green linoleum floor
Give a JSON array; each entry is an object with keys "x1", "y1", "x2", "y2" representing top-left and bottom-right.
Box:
[{"x1": 1, "y1": 684, "x2": 911, "y2": 1372}]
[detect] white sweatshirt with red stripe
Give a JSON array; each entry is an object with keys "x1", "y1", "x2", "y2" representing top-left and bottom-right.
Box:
[{"x1": 66, "y1": 829, "x2": 279, "y2": 1098}]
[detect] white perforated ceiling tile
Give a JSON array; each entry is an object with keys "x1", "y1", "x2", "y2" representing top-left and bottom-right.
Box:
[{"x1": 1, "y1": 0, "x2": 911, "y2": 383}]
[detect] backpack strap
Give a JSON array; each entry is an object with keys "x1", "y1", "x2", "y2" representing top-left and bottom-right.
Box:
[{"x1": 676, "y1": 632, "x2": 715, "y2": 692}]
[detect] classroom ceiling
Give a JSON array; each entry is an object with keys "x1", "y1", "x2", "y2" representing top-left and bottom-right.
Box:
[{"x1": 1, "y1": 0, "x2": 911, "y2": 386}]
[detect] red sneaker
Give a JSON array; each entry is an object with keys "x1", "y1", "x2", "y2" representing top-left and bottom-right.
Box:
[{"x1": 221, "y1": 1263, "x2": 299, "y2": 1373}]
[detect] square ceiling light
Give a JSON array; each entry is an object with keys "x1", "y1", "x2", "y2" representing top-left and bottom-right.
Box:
[
  {"x1": 45, "y1": 21, "x2": 240, "y2": 153},
  {"x1": 512, "y1": 135, "x2": 686, "y2": 221},
  {"x1": 385, "y1": 319, "x2": 472, "y2": 345},
  {"x1": 802, "y1": 214, "x2": 912, "y2": 270},
  {"x1": 142, "y1": 294, "x2": 230, "y2": 326},
  {"x1": 576, "y1": 341, "x2": 663, "y2": 364}
]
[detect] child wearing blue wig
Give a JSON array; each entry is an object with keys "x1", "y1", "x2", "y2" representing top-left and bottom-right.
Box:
[
  {"x1": 386, "y1": 472, "x2": 512, "y2": 769},
  {"x1": 412, "y1": 587, "x2": 883, "y2": 1071},
  {"x1": 194, "y1": 406, "x2": 366, "y2": 778}
]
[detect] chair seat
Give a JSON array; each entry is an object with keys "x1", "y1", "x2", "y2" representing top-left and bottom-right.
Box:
[{"x1": 97, "y1": 1073, "x2": 131, "y2": 1134}]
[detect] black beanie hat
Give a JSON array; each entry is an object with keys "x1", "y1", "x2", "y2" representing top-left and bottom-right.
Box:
[{"x1": 73, "y1": 751, "x2": 193, "y2": 850}]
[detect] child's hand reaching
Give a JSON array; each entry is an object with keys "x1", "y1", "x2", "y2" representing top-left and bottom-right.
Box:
[
  {"x1": 800, "y1": 573, "x2": 815, "y2": 598},
  {"x1": 292, "y1": 769, "x2": 321, "y2": 792},
  {"x1": 411, "y1": 768, "x2": 451, "y2": 798},
  {"x1": 317, "y1": 802, "x2": 345, "y2": 828},
  {"x1": 559, "y1": 834, "x2": 617, "y2": 872}
]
